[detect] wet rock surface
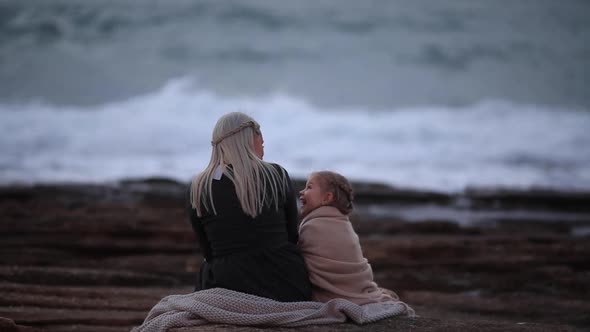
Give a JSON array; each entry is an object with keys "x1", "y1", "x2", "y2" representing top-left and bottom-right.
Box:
[{"x1": 1, "y1": 178, "x2": 589, "y2": 331}]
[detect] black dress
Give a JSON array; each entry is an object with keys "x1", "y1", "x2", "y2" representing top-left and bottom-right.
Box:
[{"x1": 186, "y1": 164, "x2": 312, "y2": 302}]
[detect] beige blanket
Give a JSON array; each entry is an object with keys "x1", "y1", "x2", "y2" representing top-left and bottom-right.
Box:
[
  {"x1": 132, "y1": 288, "x2": 413, "y2": 332},
  {"x1": 299, "y1": 206, "x2": 402, "y2": 305}
]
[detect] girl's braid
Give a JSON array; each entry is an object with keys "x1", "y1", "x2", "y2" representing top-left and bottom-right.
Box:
[
  {"x1": 339, "y1": 179, "x2": 354, "y2": 208},
  {"x1": 314, "y1": 171, "x2": 354, "y2": 215}
]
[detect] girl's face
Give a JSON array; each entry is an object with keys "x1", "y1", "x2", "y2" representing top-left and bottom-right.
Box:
[{"x1": 299, "y1": 175, "x2": 332, "y2": 218}]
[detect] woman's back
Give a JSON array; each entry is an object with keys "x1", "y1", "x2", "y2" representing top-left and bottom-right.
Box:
[
  {"x1": 189, "y1": 165, "x2": 298, "y2": 258},
  {"x1": 186, "y1": 112, "x2": 310, "y2": 302},
  {"x1": 187, "y1": 167, "x2": 311, "y2": 302}
]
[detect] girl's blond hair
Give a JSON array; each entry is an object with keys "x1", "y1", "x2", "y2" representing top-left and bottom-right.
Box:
[
  {"x1": 312, "y1": 171, "x2": 354, "y2": 215},
  {"x1": 190, "y1": 112, "x2": 289, "y2": 218}
]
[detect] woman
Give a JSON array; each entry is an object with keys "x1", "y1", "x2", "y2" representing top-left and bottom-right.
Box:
[{"x1": 187, "y1": 112, "x2": 311, "y2": 302}]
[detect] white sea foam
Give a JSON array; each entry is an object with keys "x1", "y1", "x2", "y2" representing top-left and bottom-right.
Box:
[{"x1": 1, "y1": 77, "x2": 589, "y2": 192}]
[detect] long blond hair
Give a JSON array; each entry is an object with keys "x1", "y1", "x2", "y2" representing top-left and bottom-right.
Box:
[{"x1": 190, "y1": 112, "x2": 289, "y2": 218}]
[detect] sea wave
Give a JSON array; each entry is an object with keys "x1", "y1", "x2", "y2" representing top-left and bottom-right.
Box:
[{"x1": 1, "y1": 77, "x2": 589, "y2": 191}]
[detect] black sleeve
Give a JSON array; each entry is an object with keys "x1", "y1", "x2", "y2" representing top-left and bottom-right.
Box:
[
  {"x1": 283, "y1": 169, "x2": 300, "y2": 244},
  {"x1": 186, "y1": 186, "x2": 213, "y2": 261}
]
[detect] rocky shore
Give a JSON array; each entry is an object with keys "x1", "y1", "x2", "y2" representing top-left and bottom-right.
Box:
[{"x1": 1, "y1": 178, "x2": 590, "y2": 331}]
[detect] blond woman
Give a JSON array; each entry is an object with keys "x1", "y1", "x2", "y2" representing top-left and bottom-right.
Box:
[{"x1": 187, "y1": 112, "x2": 311, "y2": 302}]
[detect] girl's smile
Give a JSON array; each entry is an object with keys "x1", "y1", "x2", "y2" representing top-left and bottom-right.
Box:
[{"x1": 299, "y1": 176, "x2": 330, "y2": 218}]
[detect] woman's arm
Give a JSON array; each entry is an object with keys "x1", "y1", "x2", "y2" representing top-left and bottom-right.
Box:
[
  {"x1": 186, "y1": 186, "x2": 213, "y2": 261},
  {"x1": 283, "y1": 170, "x2": 300, "y2": 244}
]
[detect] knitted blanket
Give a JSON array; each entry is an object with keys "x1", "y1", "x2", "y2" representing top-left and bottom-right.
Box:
[{"x1": 131, "y1": 288, "x2": 414, "y2": 332}]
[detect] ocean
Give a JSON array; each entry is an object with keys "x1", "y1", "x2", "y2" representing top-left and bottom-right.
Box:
[{"x1": 1, "y1": 0, "x2": 589, "y2": 192}]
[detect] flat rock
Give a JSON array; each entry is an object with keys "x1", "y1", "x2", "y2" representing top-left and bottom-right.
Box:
[{"x1": 1, "y1": 181, "x2": 589, "y2": 331}]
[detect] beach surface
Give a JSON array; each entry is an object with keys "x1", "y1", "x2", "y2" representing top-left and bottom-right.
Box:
[{"x1": 1, "y1": 178, "x2": 589, "y2": 332}]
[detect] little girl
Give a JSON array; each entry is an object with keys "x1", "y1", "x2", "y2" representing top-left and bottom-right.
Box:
[{"x1": 298, "y1": 171, "x2": 400, "y2": 305}]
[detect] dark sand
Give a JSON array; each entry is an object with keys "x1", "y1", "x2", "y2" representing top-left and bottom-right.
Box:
[{"x1": 1, "y1": 178, "x2": 589, "y2": 332}]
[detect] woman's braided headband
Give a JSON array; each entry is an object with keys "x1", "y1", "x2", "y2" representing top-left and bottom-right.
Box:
[{"x1": 211, "y1": 121, "x2": 260, "y2": 146}]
